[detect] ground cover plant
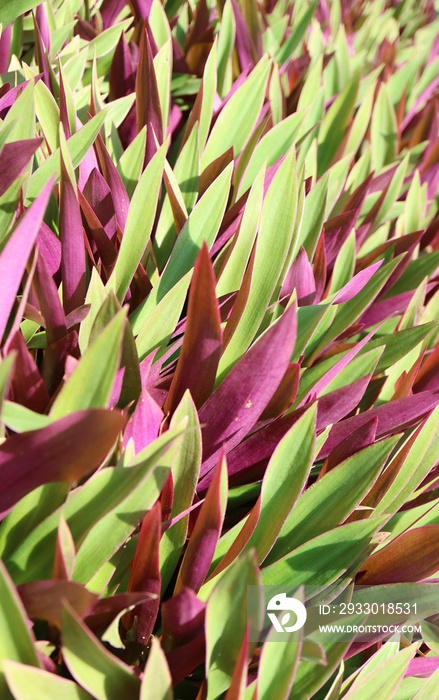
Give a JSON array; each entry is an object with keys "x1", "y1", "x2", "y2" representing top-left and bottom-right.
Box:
[{"x1": 2, "y1": 0, "x2": 439, "y2": 697}]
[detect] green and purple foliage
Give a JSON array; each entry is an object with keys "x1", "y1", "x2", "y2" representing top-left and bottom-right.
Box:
[{"x1": 1, "y1": 0, "x2": 439, "y2": 697}]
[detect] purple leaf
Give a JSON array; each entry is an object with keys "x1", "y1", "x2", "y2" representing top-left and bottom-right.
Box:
[
  {"x1": 161, "y1": 587, "x2": 205, "y2": 651},
  {"x1": 358, "y1": 290, "x2": 416, "y2": 327},
  {"x1": 85, "y1": 592, "x2": 152, "y2": 633},
  {"x1": 165, "y1": 634, "x2": 205, "y2": 686},
  {"x1": 41, "y1": 331, "x2": 80, "y2": 397},
  {"x1": 198, "y1": 303, "x2": 298, "y2": 482},
  {"x1": 401, "y1": 74, "x2": 439, "y2": 132},
  {"x1": 7, "y1": 331, "x2": 50, "y2": 413},
  {"x1": 35, "y1": 4, "x2": 51, "y2": 52},
  {"x1": 100, "y1": 0, "x2": 128, "y2": 29},
  {"x1": 200, "y1": 406, "x2": 312, "y2": 492},
  {"x1": 128, "y1": 0, "x2": 153, "y2": 22},
  {"x1": 94, "y1": 133, "x2": 130, "y2": 231},
  {"x1": 313, "y1": 231, "x2": 327, "y2": 303},
  {"x1": 59, "y1": 153, "x2": 86, "y2": 316},
  {"x1": 316, "y1": 374, "x2": 373, "y2": 430},
  {"x1": 175, "y1": 454, "x2": 226, "y2": 594},
  {"x1": 109, "y1": 31, "x2": 137, "y2": 100},
  {"x1": 260, "y1": 363, "x2": 300, "y2": 419},
  {"x1": 0, "y1": 409, "x2": 126, "y2": 518},
  {"x1": 32, "y1": 251, "x2": 67, "y2": 345},
  {"x1": 324, "y1": 209, "x2": 359, "y2": 269},
  {"x1": 333, "y1": 261, "x2": 383, "y2": 304},
  {"x1": 322, "y1": 417, "x2": 378, "y2": 474},
  {"x1": 36, "y1": 222, "x2": 62, "y2": 281},
  {"x1": 405, "y1": 657, "x2": 439, "y2": 678},
  {"x1": 0, "y1": 139, "x2": 42, "y2": 198},
  {"x1": 301, "y1": 327, "x2": 380, "y2": 403},
  {"x1": 17, "y1": 580, "x2": 97, "y2": 628},
  {"x1": 83, "y1": 168, "x2": 117, "y2": 242},
  {"x1": 230, "y1": 0, "x2": 256, "y2": 71},
  {"x1": 319, "y1": 391, "x2": 439, "y2": 459},
  {"x1": 0, "y1": 180, "x2": 52, "y2": 343},
  {"x1": 136, "y1": 25, "x2": 163, "y2": 165},
  {"x1": 2, "y1": 248, "x2": 38, "y2": 355},
  {"x1": 122, "y1": 502, "x2": 161, "y2": 645},
  {"x1": 357, "y1": 526, "x2": 439, "y2": 584},
  {"x1": 123, "y1": 389, "x2": 163, "y2": 454},
  {"x1": 164, "y1": 244, "x2": 222, "y2": 415},
  {"x1": 0, "y1": 24, "x2": 11, "y2": 73},
  {"x1": 280, "y1": 246, "x2": 316, "y2": 306},
  {"x1": 0, "y1": 80, "x2": 31, "y2": 115},
  {"x1": 78, "y1": 188, "x2": 118, "y2": 273}
]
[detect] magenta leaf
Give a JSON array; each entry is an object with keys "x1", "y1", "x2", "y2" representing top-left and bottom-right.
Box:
[
  {"x1": 0, "y1": 409, "x2": 126, "y2": 517},
  {"x1": 165, "y1": 244, "x2": 222, "y2": 415},
  {"x1": 123, "y1": 388, "x2": 163, "y2": 454},
  {"x1": 0, "y1": 138, "x2": 42, "y2": 198},
  {"x1": 198, "y1": 303, "x2": 298, "y2": 482},
  {"x1": 0, "y1": 180, "x2": 53, "y2": 343}
]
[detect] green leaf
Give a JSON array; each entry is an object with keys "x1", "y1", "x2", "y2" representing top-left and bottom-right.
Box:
[
  {"x1": 62, "y1": 602, "x2": 140, "y2": 700},
  {"x1": 87, "y1": 292, "x2": 141, "y2": 408},
  {"x1": 261, "y1": 516, "x2": 387, "y2": 590},
  {"x1": 385, "y1": 251, "x2": 439, "y2": 297},
  {"x1": 131, "y1": 162, "x2": 232, "y2": 335},
  {"x1": 198, "y1": 40, "x2": 217, "y2": 149},
  {"x1": 133, "y1": 272, "x2": 191, "y2": 361},
  {"x1": 201, "y1": 59, "x2": 270, "y2": 169},
  {"x1": 412, "y1": 667, "x2": 439, "y2": 699},
  {"x1": 72, "y1": 433, "x2": 181, "y2": 584},
  {"x1": 7, "y1": 427, "x2": 185, "y2": 584},
  {"x1": 140, "y1": 638, "x2": 172, "y2": 700},
  {"x1": 50, "y1": 309, "x2": 126, "y2": 419},
  {"x1": 289, "y1": 615, "x2": 365, "y2": 700},
  {"x1": 154, "y1": 125, "x2": 199, "y2": 268},
  {"x1": 217, "y1": 163, "x2": 264, "y2": 297},
  {"x1": 0, "y1": 483, "x2": 68, "y2": 562},
  {"x1": 371, "y1": 82, "x2": 398, "y2": 170},
  {"x1": 160, "y1": 392, "x2": 202, "y2": 590},
  {"x1": 374, "y1": 405, "x2": 439, "y2": 516},
  {"x1": 246, "y1": 404, "x2": 316, "y2": 563},
  {"x1": 237, "y1": 111, "x2": 307, "y2": 197},
  {"x1": 0, "y1": 354, "x2": 15, "y2": 415},
  {"x1": 153, "y1": 40, "x2": 172, "y2": 138},
  {"x1": 22, "y1": 64, "x2": 60, "y2": 153},
  {"x1": 117, "y1": 127, "x2": 147, "y2": 199},
  {"x1": 345, "y1": 82, "x2": 375, "y2": 157},
  {"x1": 78, "y1": 267, "x2": 109, "y2": 353},
  {"x1": 84, "y1": 20, "x2": 133, "y2": 60},
  {"x1": 328, "y1": 230, "x2": 356, "y2": 296},
  {"x1": 107, "y1": 141, "x2": 167, "y2": 302},
  {"x1": 206, "y1": 551, "x2": 261, "y2": 700},
  {"x1": 1, "y1": 401, "x2": 52, "y2": 432},
  {"x1": 297, "y1": 172, "x2": 328, "y2": 257},
  {"x1": 257, "y1": 592, "x2": 303, "y2": 700},
  {"x1": 265, "y1": 437, "x2": 398, "y2": 565},
  {"x1": 3, "y1": 80, "x2": 35, "y2": 144},
  {"x1": 276, "y1": 0, "x2": 318, "y2": 63},
  {"x1": 0, "y1": 1, "x2": 43, "y2": 27},
  {"x1": 3, "y1": 660, "x2": 94, "y2": 700},
  {"x1": 217, "y1": 1, "x2": 235, "y2": 97},
  {"x1": 308, "y1": 256, "x2": 402, "y2": 361},
  {"x1": 27, "y1": 110, "x2": 107, "y2": 203},
  {"x1": 342, "y1": 645, "x2": 417, "y2": 700},
  {"x1": 317, "y1": 71, "x2": 360, "y2": 175},
  {"x1": 0, "y1": 560, "x2": 41, "y2": 699},
  {"x1": 217, "y1": 147, "x2": 298, "y2": 380},
  {"x1": 359, "y1": 322, "x2": 437, "y2": 373}
]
